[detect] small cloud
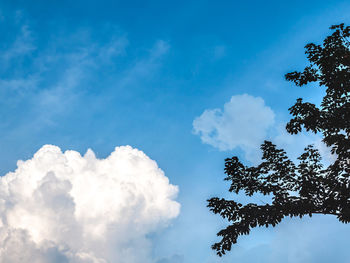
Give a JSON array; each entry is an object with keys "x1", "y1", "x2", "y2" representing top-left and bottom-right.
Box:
[
  {"x1": 193, "y1": 94, "x2": 275, "y2": 162},
  {"x1": 156, "y1": 254, "x2": 184, "y2": 263},
  {"x1": 193, "y1": 93, "x2": 336, "y2": 165},
  {"x1": 213, "y1": 45, "x2": 226, "y2": 59},
  {"x1": 150, "y1": 40, "x2": 170, "y2": 59}
]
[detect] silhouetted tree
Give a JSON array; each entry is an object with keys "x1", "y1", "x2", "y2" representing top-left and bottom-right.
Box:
[{"x1": 208, "y1": 23, "x2": 350, "y2": 256}]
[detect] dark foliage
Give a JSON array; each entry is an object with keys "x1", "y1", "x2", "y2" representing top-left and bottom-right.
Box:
[{"x1": 208, "y1": 23, "x2": 350, "y2": 257}]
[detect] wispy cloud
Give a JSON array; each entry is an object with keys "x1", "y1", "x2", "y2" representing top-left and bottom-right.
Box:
[
  {"x1": 118, "y1": 39, "x2": 170, "y2": 87},
  {"x1": 156, "y1": 254, "x2": 184, "y2": 263},
  {"x1": 0, "y1": 12, "x2": 169, "y2": 137},
  {"x1": 0, "y1": 24, "x2": 35, "y2": 63}
]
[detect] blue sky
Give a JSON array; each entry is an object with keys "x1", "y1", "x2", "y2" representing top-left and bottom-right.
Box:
[{"x1": 1, "y1": 1, "x2": 350, "y2": 262}]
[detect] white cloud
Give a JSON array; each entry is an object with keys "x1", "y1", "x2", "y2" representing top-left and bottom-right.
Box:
[
  {"x1": 193, "y1": 94, "x2": 275, "y2": 162},
  {"x1": 0, "y1": 145, "x2": 180, "y2": 263},
  {"x1": 193, "y1": 94, "x2": 335, "y2": 164}
]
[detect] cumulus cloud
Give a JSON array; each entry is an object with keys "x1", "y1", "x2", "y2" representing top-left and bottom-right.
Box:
[
  {"x1": 193, "y1": 94, "x2": 335, "y2": 164},
  {"x1": 193, "y1": 94, "x2": 275, "y2": 162},
  {"x1": 0, "y1": 145, "x2": 180, "y2": 263}
]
